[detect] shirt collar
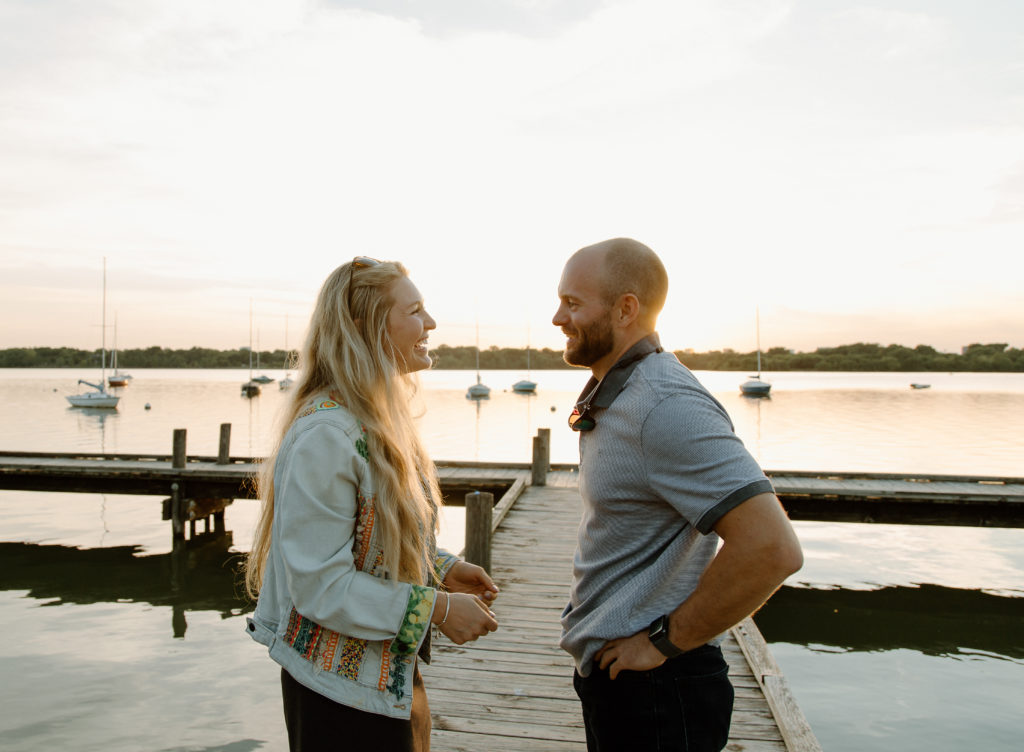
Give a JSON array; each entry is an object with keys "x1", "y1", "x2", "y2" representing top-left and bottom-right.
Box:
[{"x1": 574, "y1": 333, "x2": 664, "y2": 412}]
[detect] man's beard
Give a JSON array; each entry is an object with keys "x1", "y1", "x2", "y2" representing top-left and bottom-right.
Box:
[{"x1": 562, "y1": 313, "x2": 615, "y2": 368}]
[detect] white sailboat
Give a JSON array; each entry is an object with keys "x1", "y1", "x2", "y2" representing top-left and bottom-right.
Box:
[
  {"x1": 279, "y1": 315, "x2": 294, "y2": 391},
  {"x1": 241, "y1": 300, "x2": 261, "y2": 397},
  {"x1": 107, "y1": 314, "x2": 132, "y2": 387},
  {"x1": 740, "y1": 308, "x2": 771, "y2": 397},
  {"x1": 466, "y1": 317, "x2": 490, "y2": 399},
  {"x1": 512, "y1": 324, "x2": 537, "y2": 394},
  {"x1": 251, "y1": 328, "x2": 275, "y2": 384},
  {"x1": 67, "y1": 259, "x2": 120, "y2": 409}
]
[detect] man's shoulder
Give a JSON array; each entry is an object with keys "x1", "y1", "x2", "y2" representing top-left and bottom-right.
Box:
[{"x1": 632, "y1": 351, "x2": 709, "y2": 398}]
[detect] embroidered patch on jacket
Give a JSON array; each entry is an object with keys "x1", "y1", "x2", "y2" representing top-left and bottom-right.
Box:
[
  {"x1": 355, "y1": 424, "x2": 369, "y2": 460},
  {"x1": 298, "y1": 399, "x2": 342, "y2": 418},
  {"x1": 284, "y1": 608, "x2": 322, "y2": 659},
  {"x1": 392, "y1": 585, "x2": 435, "y2": 656},
  {"x1": 336, "y1": 636, "x2": 367, "y2": 681},
  {"x1": 386, "y1": 654, "x2": 409, "y2": 701},
  {"x1": 353, "y1": 493, "x2": 376, "y2": 571}
]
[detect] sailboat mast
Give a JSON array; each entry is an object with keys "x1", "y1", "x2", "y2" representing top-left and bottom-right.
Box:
[
  {"x1": 249, "y1": 299, "x2": 254, "y2": 378},
  {"x1": 755, "y1": 307, "x2": 762, "y2": 378},
  {"x1": 101, "y1": 257, "x2": 107, "y2": 384}
]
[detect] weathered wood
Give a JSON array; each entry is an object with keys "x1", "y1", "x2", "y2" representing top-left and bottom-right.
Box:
[
  {"x1": 171, "y1": 429, "x2": 186, "y2": 469},
  {"x1": 3, "y1": 453, "x2": 1021, "y2": 526},
  {"x1": 531, "y1": 436, "x2": 548, "y2": 486},
  {"x1": 733, "y1": 618, "x2": 823, "y2": 752},
  {"x1": 426, "y1": 470, "x2": 818, "y2": 752},
  {"x1": 464, "y1": 491, "x2": 494, "y2": 573},
  {"x1": 217, "y1": 423, "x2": 231, "y2": 465}
]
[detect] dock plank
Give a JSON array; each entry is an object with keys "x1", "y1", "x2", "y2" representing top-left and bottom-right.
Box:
[{"x1": 423, "y1": 471, "x2": 820, "y2": 751}]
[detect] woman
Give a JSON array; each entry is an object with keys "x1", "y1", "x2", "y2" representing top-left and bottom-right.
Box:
[{"x1": 244, "y1": 257, "x2": 499, "y2": 751}]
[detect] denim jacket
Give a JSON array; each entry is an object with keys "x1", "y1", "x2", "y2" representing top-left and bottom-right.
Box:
[{"x1": 246, "y1": 395, "x2": 459, "y2": 719}]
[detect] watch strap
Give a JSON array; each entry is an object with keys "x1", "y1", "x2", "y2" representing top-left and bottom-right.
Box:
[{"x1": 648, "y1": 614, "x2": 684, "y2": 659}]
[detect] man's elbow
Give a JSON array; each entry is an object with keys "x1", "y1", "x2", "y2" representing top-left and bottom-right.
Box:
[{"x1": 770, "y1": 536, "x2": 803, "y2": 582}]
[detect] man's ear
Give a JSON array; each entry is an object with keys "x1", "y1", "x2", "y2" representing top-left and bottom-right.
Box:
[{"x1": 616, "y1": 293, "x2": 641, "y2": 327}]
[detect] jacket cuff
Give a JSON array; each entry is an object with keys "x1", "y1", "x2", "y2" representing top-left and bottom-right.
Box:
[
  {"x1": 392, "y1": 585, "x2": 436, "y2": 656},
  {"x1": 434, "y1": 550, "x2": 460, "y2": 583}
]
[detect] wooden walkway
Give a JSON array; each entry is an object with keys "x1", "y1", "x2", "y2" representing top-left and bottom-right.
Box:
[{"x1": 423, "y1": 470, "x2": 820, "y2": 752}]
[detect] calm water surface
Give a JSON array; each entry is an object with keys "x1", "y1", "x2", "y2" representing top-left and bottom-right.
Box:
[{"x1": 1, "y1": 368, "x2": 1022, "y2": 751}]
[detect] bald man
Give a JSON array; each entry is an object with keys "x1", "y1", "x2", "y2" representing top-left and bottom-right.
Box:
[{"x1": 553, "y1": 238, "x2": 803, "y2": 752}]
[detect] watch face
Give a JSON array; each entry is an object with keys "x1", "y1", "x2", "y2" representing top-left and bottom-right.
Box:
[{"x1": 649, "y1": 615, "x2": 666, "y2": 637}]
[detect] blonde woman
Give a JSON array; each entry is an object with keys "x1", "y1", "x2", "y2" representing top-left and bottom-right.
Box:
[{"x1": 244, "y1": 258, "x2": 499, "y2": 751}]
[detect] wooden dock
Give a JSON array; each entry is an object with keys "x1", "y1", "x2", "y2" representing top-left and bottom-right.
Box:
[
  {"x1": 2, "y1": 449, "x2": 1022, "y2": 528},
  {"x1": 423, "y1": 469, "x2": 821, "y2": 752}
]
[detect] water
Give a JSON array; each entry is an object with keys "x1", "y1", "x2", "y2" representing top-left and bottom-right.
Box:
[{"x1": 1, "y1": 368, "x2": 1022, "y2": 751}]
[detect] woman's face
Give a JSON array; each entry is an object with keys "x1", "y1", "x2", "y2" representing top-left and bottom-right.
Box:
[{"x1": 386, "y1": 276, "x2": 436, "y2": 373}]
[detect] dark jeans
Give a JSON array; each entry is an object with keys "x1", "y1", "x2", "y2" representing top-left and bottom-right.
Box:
[
  {"x1": 280, "y1": 667, "x2": 431, "y2": 752},
  {"x1": 573, "y1": 644, "x2": 734, "y2": 752}
]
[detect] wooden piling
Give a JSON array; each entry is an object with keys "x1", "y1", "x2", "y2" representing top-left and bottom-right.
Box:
[
  {"x1": 172, "y1": 429, "x2": 186, "y2": 469},
  {"x1": 464, "y1": 491, "x2": 494, "y2": 572},
  {"x1": 217, "y1": 423, "x2": 231, "y2": 465},
  {"x1": 531, "y1": 429, "x2": 550, "y2": 487}
]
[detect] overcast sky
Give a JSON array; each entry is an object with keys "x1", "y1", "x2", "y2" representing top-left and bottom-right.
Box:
[{"x1": 2, "y1": 0, "x2": 1022, "y2": 356}]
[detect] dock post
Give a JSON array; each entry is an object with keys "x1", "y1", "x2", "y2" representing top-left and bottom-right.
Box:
[
  {"x1": 464, "y1": 491, "x2": 494, "y2": 573},
  {"x1": 531, "y1": 428, "x2": 550, "y2": 486},
  {"x1": 217, "y1": 423, "x2": 231, "y2": 464},
  {"x1": 172, "y1": 428, "x2": 186, "y2": 469}
]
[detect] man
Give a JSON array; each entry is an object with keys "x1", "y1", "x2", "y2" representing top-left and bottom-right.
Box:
[{"x1": 553, "y1": 238, "x2": 803, "y2": 752}]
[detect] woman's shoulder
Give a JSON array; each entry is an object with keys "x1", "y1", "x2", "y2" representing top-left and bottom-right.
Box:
[{"x1": 290, "y1": 394, "x2": 364, "y2": 444}]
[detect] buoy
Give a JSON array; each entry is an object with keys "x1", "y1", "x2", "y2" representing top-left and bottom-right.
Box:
[
  {"x1": 144, "y1": 403, "x2": 152, "y2": 410},
  {"x1": 550, "y1": 406, "x2": 556, "y2": 412}
]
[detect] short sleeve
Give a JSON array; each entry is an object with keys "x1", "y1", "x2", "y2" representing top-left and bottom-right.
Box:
[{"x1": 640, "y1": 390, "x2": 774, "y2": 534}]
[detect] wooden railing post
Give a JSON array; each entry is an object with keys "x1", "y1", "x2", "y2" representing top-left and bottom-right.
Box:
[
  {"x1": 464, "y1": 491, "x2": 494, "y2": 573},
  {"x1": 531, "y1": 428, "x2": 550, "y2": 486},
  {"x1": 217, "y1": 423, "x2": 231, "y2": 464},
  {"x1": 172, "y1": 429, "x2": 186, "y2": 469}
]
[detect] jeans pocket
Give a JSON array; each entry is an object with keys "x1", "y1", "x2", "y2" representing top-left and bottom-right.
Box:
[{"x1": 669, "y1": 661, "x2": 734, "y2": 752}]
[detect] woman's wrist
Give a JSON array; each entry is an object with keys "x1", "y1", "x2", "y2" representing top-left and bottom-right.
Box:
[{"x1": 434, "y1": 591, "x2": 451, "y2": 627}]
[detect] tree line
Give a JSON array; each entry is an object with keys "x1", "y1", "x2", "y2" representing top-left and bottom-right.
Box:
[{"x1": 0, "y1": 342, "x2": 1021, "y2": 372}]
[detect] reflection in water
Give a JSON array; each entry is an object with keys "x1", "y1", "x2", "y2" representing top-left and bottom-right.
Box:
[
  {"x1": 756, "y1": 584, "x2": 1024, "y2": 659},
  {"x1": 0, "y1": 539, "x2": 252, "y2": 638}
]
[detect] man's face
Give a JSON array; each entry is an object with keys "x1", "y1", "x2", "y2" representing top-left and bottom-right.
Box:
[{"x1": 552, "y1": 254, "x2": 616, "y2": 369}]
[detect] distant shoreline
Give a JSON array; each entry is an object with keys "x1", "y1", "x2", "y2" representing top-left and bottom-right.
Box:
[{"x1": 1, "y1": 342, "x2": 1021, "y2": 372}]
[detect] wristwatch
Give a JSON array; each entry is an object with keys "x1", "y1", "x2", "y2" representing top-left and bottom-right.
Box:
[{"x1": 647, "y1": 614, "x2": 684, "y2": 658}]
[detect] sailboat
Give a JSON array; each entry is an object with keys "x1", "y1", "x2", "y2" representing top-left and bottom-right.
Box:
[
  {"x1": 466, "y1": 317, "x2": 490, "y2": 399},
  {"x1": 107, "y1": 314, "x2": 132, "y2": 387},
  {"x1": 67, "y1": 259, "x2": 120, "y2": 409},
  {"x1": 241, "y1": 301, "x2": 261, "y2": 397},
  {"x1": 279, "y1": 315, "x2": 294, "y2": 391},
  {"x1": 740, "y1": 308, "x2": 771, "y2": 397},
  {"x1": 512, "y1": 326, "x2": 537, "y2": 394},
  {"x1": 251, "y1": 329, "x2": 275, "y2": 384}
]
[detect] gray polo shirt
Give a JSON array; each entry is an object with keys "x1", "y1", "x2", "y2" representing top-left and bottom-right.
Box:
[{"x1": 560, "y1": 335, "x2": 774, "y2": 675}]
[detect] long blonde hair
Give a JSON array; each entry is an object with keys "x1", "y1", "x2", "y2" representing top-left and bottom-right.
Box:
[{"x1": 244, "y1": 260, "x2": 441, "y2": 598}]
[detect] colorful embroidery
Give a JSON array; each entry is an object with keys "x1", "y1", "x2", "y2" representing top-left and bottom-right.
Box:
[
  {"x1": 434, "y1": 551, "x2": 460, "y2": 582},
  {"x1": 284, "y1": 608, "x2": 322, "y2": 659},
  {"x1": 392, "y1": 585, "x2": 435, "y2": 656},
  {"x1": 355, "y1": 424, "x2": 369, "y2": 460},
  {"x1": 319, "y1": 629, "x2": 340, "y2": 671},
  {"x1": 378, "y1": 639, "x2": 392, "y2": 691},
  {"x1": 387, "y1": 655, "x2": 409, "y2": 701},
  {"x1": 299, "y1": 398, "x2": 342, "y2": 418},
  {"x1": 353, "y1": 493, "x2": 376, "y2": 571},
  {"x1": 337, "y1": 637, "x2": 366, "y2": 680}
]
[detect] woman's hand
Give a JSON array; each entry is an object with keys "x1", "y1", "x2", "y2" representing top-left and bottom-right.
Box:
[
  {"x1": 433, "y1": 592, "x2": 498, "y2": 645},
  {"x1": 443, "y1": 561, "x2": 499, "y2": 605}
]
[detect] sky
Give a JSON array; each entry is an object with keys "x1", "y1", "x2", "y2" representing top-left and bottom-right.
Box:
[{"x1": 1, "y1": 0, "x2": 1022, "y2": 356}]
